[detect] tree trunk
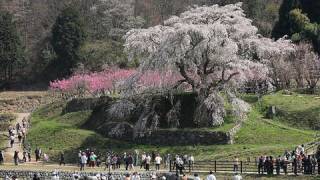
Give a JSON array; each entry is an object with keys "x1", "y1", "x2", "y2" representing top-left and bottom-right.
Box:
[{"x1": 193, "y1": 89, "x2": 225, "y2": 128}]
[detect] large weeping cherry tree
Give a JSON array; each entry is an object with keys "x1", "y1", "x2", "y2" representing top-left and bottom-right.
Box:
[{"x1": 124, "y1": 3, "x2": 295, "y2": 127}]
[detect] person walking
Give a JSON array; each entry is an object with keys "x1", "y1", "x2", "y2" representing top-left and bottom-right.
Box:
[
  {"x1": 194, "y1": 174, "x2": 200, "y2": 180},
  {"x1": 155, "y1": 154, "x2": 162, "y2": 171},
  {"x1": 206, "y1": 171, "x2": 216, "y2": 180},
  {"x1": 114, "y1": 154, "x2": 120, "y2": 169},
  {"x1": 104, "y1": 154, "x2": 111, "y2": 171},
  {"x1": 182, "y1": 174, "x2": 188, "y2": 180},
  {"x1": 13, "y1": 151, "x2": 19, "y2": 165},
  {"x1": 78, "y1": 150, "x2": 82, "y2": 166},
  {"x1": 80, "y1": 152, "x2": 87, "y2": 171},
  {"x1": 23, "y1": 151, "x2": 27, "y2": 162},
  {"x1": 281, "y1": 157, "x2": 288, "y2": 175},
  {"x1": 16, "y1": 123, "x2": 20, "y2": 134},
  {"x1": 131, "y1": 172, "x2": 140, "y2": 180},
  {"x1": 312, "y1": 155, "x2": 317, "y2": 174},
  {"x1": 293, "y1": 157, "x2": 298, "y2": 175},
  {"x1": 275, "y1": 156, "x2": 281, "y2": 175},
  {"x1": 28, "y1": 149, "x2": 32, "y2": 162},
  {"x1": 188, "y1": 155, "x2": 194, "y2": 171},
  {"x1": 233, "y1": 156, "x2": 239, "y2": 172},
  {"x1": 269, "y1": 156, "x2": 274, "y2": 175},
  {"x1": 0, "y1": 151, "x2": 4, "y2": 164},
  {"x1": 43, "y1": 153, "x2": 49, "y2": 164},
  {"x1": 140, "y1": 152, "x2": 146, "y2": 169},
  {"x1": 9, "y1": 135, "x2": 15, "y2": 148},
  {"x1": 177, "y1": 156, "x2": 184, "y2": 174},
  {"x1": 165, "y1": 154, "x2": 171, "y2": 168},
  {"x1": 89, "y1": 152, "x2": 97, "y2": 168},
  {"x1": 59, "y1": 152, "x2": 66, "y2": 166},
  {"x1": 258, "y1": 156, "x2": 264, "y2": 174},
  {"x1": 145, "y1": 154, "x2": 151, "y2": 171},
  {"x1": 127, "y1": 154, "x2": 134, "y2": 170},
  {"x1": 35, "y1": 147, "x2": 40, "y2": 162},
  {"x1": 317, "y1": 155, "x2": 320, "y2": 175},
  {"x1": 232, "y1": 173, "x2": 242, "y2": 180},
  {"x1": 18, "y1": 131, "x2": 23, "y2": 144},
  {"x1": 33, "y1": 173, "x2": 40, "y2": 180}
]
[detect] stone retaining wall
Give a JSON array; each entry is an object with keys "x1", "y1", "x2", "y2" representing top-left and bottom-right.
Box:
[
  {"x1": 134, "y1": 129, "x2": 230, "y2": 145},
  {"x1": 0, "y1": 170, "x2": 171, "y2": 180}
]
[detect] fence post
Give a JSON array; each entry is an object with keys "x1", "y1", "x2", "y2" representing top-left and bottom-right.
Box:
[
  {"x1": 189, "y1": 160, "x2": 191, "y2": 173},
  {"x1": 240, "y1": 161, "x2": 243, "y2": 174},
  {"x1": 169, "y1": 160, "x2": 172, "y2": 172},
  {"x1": 214, "y1": 161, "x2": 217, "y2": 173}
]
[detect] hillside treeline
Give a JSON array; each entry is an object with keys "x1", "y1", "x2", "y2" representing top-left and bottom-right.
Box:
[{"x1": 0, "y1": 0, "x2": 287, "y2": 88}]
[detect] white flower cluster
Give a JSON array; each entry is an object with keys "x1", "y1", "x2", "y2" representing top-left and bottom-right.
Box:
[{"x1": 124, "y1": 3, "x2": 294, "y2": 127}]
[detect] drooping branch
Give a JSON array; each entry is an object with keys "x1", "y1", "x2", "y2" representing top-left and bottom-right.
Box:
[{"x1": 176, "y1": 61, "x2": 196, "y2": 90}]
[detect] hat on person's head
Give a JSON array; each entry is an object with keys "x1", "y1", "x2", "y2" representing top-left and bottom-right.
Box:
[{"x1": 209, "y1": 170, "x2": 213, "y2": 174}]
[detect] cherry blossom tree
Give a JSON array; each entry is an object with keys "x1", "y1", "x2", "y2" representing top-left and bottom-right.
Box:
[
  {"x1": 293, "y1": 43, "x2": 320, "y2": 93},
  {"x1": 124, "y1": 3, "x2": 294, "y2": 127}
]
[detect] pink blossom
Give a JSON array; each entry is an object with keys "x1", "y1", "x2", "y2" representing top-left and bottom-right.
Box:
[{"x1": 49, "y1": 68, "x2": 183, "y2": 95}]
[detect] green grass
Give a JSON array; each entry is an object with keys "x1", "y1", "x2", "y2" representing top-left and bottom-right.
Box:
[
  {"x1": 28, "y1": 102, "x2": 122, "y2": 162},
  {"x1": 261, "y1": 92, "x2": 320, "y2": 129},
  {"x1": 27, "y1": 93, "x2": 318, "y2": 163},
  {"x1": 235, "y1": 108, "x2": 315, "y2": 145}
]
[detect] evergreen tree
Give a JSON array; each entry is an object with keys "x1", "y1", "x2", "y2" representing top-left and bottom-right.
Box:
[
  {"x1": 0, "y1": 11, "x2": 24, "y2": 83},
  {"x1": 272, "y1": 0, "x2": 320, "y2": 53},
  {"x1": 272, "y1": 0, "x2": 300, "y2": 39},
  {"x1": 51, "y1": 6, "x2": 86, "y2": 78},
  {"x1": 300, "y1": 0, "x2": 320, "y2": 23}
]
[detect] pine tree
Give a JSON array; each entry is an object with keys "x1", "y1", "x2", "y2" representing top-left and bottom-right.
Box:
[
  {"x1": 51, "y1": 6, "x2": 86, "y2": 78},
  {"x1": 300, "y1": 0, "x2": 320, "y2": 23},
  {"x1": 0, "y1": 11, "x2": 24, "y2": 82},
  {"x1": 272, "y1": 0, "x2": 300, "y2": 39}
]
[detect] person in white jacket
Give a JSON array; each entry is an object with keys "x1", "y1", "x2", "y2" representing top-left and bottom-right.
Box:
[
  {"x1": 51, "y1": 170, "x2": 59, "y2": 180},
  {"x1": 206, "y1": 171, "x2": 216, "y2": 180},
  {"x1": 131, "y1": 172, "x2": 140, "y2": 180},
  {"x1": 194, "y1": 173, "x2": 201, "y2": 180},
  {"x1": 232, "y1": 173, "x2": 243, "y2": 180}
]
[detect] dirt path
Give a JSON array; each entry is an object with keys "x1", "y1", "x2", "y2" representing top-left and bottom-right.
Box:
[{"x1": 3, "y1": 113, "x2": 30, "y2": 162}]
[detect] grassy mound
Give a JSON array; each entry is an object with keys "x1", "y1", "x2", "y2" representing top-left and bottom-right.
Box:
[
  {"x1": 261, "y1": 92, "x2": 320, "y2": 129},
  {"x1": 27, "y1": 93, "x2": 317, "y2": 163},
  {"x1": 27, "y1": 102, "x2": 138, "y2": 162}
]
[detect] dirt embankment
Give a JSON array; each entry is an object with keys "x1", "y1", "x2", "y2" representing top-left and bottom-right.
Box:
[{"x1": 0, "y1": 91, "x2": 49, "y2": 113}]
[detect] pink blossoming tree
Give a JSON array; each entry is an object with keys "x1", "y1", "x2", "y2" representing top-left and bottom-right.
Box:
[{"x1": 50, "y1": 68, "x2": 183, "y2": 98}]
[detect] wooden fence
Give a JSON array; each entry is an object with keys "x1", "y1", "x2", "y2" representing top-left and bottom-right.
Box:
[{"x1": 169, "y1": 160, "x2": 319, "y2": 175}]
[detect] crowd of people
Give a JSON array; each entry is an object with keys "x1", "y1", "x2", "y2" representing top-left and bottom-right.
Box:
[
  {"x1": 8, "y1": 118, "x2": 28, "y2": 148},
  {"x1": 76, "y1": 149, "x2": 194, "y2": 173},
  {"x1": 3, "y1": 170, "x2": 243, "y2": 180},
  {"x1": 257, "y1": 144, "x2": 320, "y2": 175},
  {"x1": 5, "y1": 117, "x2": 52, "y2": 166}
]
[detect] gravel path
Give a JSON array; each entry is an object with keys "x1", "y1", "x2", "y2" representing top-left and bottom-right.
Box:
[{"x1": 3, "y1": 113, "x2": 30, "y2": 162}]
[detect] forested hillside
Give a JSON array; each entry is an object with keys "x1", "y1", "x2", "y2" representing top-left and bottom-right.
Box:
[{"x1": 0, "y1": 0, "x2": 282, "y2": 87}]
